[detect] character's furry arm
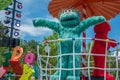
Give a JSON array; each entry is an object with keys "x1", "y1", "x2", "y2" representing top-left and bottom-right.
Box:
[
  {"x1": 109, "y1": 39, "x2": 117, "y2": 47},
  {"x1": 77, "y1": 16, "x2": 106, "y2": 33},
  {"x1": 33, "y1": 18, "x2": 60, "y2": 33}
]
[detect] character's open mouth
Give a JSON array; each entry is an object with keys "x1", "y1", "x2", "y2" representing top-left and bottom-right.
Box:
[{"x1": 62, "y1": 18, "x2": 76, "y2": 21}]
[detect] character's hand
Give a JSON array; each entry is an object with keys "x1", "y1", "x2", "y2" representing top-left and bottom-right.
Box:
[
  {"x1": 33, "y1": 18, "x2": 47, "y2": 27},
  {"x1": 109, "y1": 39, "x2": 117, "y2": 47},
  {"x1": 98, "y1": 16, "x2": 106, "y2": 22},
  {"x1": 84, "y1": 16, "x2": 106, "y2": 26},
  {"x1": 32, "y1": 18, "x2": 42, "y2": 26},
  {"x1": 33, "y1": 19, "x2": 36, "y2": 25}
]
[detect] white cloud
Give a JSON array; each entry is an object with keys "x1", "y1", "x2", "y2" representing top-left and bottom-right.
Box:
[
  {"x1": 19, "y1": 15, "x2": 59, "y2": 38},
  {"x1": 20, "y1": 24, "x2": 52, "y2": 38},
  {"x1": 21, "y1": 0, "x2": 32, "y2": 5},
  {"x1": 113, "y1": 51, "x2": 120, "y2": 60},
  {"x1": 46, "y1": 15, "x2": 59, "y2": 22},
  {"x1": 21, "y1": 18, "x2": 33, "y2": 25}
]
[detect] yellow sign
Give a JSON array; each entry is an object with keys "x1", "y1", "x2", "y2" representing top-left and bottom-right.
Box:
[{"x1": 19, "y1": 64, "x2": 34, "y2": 80}]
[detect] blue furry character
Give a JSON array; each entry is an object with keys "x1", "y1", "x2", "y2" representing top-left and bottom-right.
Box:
[{"x1": 33, "y1": 9, "x2": 105, "y2": 80}]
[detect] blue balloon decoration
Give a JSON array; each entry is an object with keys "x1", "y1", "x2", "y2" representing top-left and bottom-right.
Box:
[{"x1": 33, "y1": 66, "x2": 39, "y2": 77}]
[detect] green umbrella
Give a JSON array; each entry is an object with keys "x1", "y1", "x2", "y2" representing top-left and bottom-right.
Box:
[{"x1": 0, "y1": 0, "x2": 13, "y2": 10}]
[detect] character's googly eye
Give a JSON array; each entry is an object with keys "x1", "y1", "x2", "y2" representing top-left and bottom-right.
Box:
[
  {"x1": 68, "y1": 9, "x2": 72, "y2": 12},
  {"x1": 64, "y1": 10, "x2": 67, "y2": 13}
]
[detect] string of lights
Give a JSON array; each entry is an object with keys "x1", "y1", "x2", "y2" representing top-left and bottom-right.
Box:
[{"x1": 3, "y1": 0, "x2": 22, "y2": 50}]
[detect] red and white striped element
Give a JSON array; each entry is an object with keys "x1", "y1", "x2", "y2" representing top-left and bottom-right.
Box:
[{"x1": 82, "y1": 4, "x2": 87, "y2": 80}]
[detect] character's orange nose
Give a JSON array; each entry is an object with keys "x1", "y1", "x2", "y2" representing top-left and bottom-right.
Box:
[{"x1": 66, "y1": 12, "x2": 69, "y2": 14}]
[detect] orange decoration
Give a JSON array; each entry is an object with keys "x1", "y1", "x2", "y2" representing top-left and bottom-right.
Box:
[
  {"x1": 11, "y1": 46, "x2": 23, "y2": 60},
  {"x1": 48, "y1": 0, "x2": 120, "y2": 20}
]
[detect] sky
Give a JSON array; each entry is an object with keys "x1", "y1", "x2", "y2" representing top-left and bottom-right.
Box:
[{"x1": 0, "y1": 0, "x2": 120, "y2": 43}]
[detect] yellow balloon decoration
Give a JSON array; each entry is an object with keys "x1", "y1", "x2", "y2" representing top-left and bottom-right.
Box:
[
  {"x1": 0, "y1": 0, "x2": 12, "y2": 10},
  {"x1": 19, "y1": 64, "x2": 34, "y2": 80}
]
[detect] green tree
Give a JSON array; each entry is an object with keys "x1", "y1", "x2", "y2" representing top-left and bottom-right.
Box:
[
  {"x1": 0, "y1": 21, "x2": 5, "y2": 37},
  {"x1": 0, "y1": 21, "x2": 9, "y2": 66},
  {"x1": 39, "y1": 32, "x2": 58, "y2": 74},
  {"x1": 0, "y1": 21, "x2": 9, "y2": 37},
  {"x1": 20, "y1": 39, "x2": 38, "y2": 65}
]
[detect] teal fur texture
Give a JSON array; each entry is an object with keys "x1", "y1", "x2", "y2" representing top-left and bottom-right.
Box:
[{"x1": 33, "y1": 9, "x2": 105, "y2": 80}]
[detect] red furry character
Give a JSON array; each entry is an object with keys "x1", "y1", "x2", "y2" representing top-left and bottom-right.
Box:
[{"x1": 91, "y1": 22, "x2": 117, "y2": 80}]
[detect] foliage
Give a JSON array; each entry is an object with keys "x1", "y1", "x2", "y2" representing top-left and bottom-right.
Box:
[
  {"x1": 0, "y1": 0, "x2": 12, "y2": 10},
  {"x1": 0, "y1": 21, "x2": 9, "y2": 66},
  {"x1": 39, "y1": 32, "x2": 58, "y2": 74},
  {"x1": 0, "y1": 21, "x2": 5, "y2": 37},
  {"x1": 0, "y1": 21, "x2": 9, "y2": 37},
  {"x1": 0, "y1": 30, "x2": 120, "y2": 79},
  {"x1": 20, "y1": 39, "x2": 38, "y2": 65}
]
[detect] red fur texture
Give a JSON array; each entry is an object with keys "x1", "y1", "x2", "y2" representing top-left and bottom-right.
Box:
[{"x1": 91, "y1": 21, "x2": 117, "y2": 80}]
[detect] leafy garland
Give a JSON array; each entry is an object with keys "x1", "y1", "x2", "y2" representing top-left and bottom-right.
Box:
[{"x1": 0, "y1": 0, "x2": 12, "y2": 10}]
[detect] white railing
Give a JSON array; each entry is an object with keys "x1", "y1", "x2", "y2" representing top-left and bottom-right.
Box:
[{"x1": 37, "y1": 38, "x2": 119, "y2": 80}]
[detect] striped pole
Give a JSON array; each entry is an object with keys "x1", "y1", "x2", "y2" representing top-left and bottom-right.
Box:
[{"x1": 82, "y1": 4, "x2": 87, "y2": 80}]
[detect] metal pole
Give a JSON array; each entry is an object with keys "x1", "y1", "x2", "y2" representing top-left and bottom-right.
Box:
[
  {"x1": 9, "y1": 0, "x2": 16, "y2": 51},
  {"x1": 82, "y1": 4, "x2": 87, "y2": 80}
]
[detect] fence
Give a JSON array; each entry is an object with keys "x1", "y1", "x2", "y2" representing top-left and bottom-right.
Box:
[{"x1": 37, "y1": 38, "x2": 120, "y2": 80}]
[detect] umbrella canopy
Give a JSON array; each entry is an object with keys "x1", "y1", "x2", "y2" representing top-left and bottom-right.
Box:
[
  {"x1": 0, "y1": 0, "x2": 12, "y2": 10},
  {"x1": 48, "y1": 0, "x2": 120, "y2": 20}
]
